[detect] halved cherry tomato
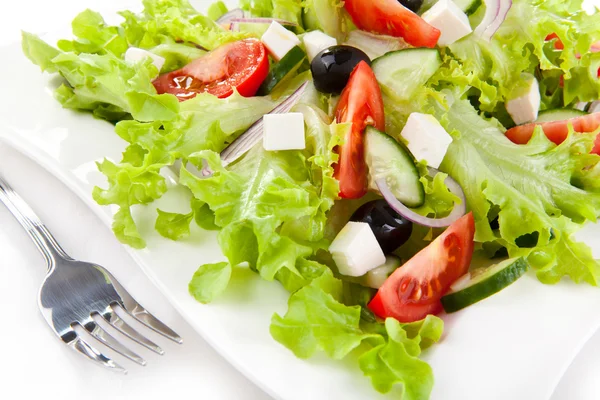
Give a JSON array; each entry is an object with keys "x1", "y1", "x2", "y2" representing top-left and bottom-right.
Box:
[
  {"x1": 505, "y1": 113, "x2": 600, "y2": 155},
  {"x1": 344, "y1": 0, "x2": 440, "y2": 49},
  {"x1": 153, "y1": 39, "x2": 269, "y2": 101},
  {"x1": 368, "y1": 212, "x2": 475, "y2": 322},
  {"x1": 334, "y1": 61, "x2": 385, "y2": 199},
  {"x1": 545, "y1": 33, "x2": 565, "y2": 50}
]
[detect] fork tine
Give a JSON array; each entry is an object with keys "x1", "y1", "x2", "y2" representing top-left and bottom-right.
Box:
[
  {"x1": 105, "y1": 273, "x2": 182, "y2": 344},
  {"x1": 128, "y1": 308, "x2": 183, "y2": 344},
  {"x1": 114, "y1": 301, "x2": 182, "y2": 344},
  {"x1": 84, "y1": 319, "x2": 146, "y2": 366},
  {"x1": 69, "y1": 334, "x2": 127, "y2": 374},
  {"x1": 103, "y1": 307, "x2": 164, "y2": 355}
]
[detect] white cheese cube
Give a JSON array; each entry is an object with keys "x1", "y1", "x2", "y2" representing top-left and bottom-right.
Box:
[
  {"x1": 263, "y1": 113, "x2": 306, "y2": 151},
  {"x1": 401, "y1": 113, "x2": 453, "y2": 169},
  {"x1": 124, "y1": 47, "x2": 166, "y2": 72},
  {"x1": 261, "y1": 21, "x2": 301, "y2": 61},
  {"x1": 422, "y1": 0, "x2": 472, "y2": 46},
  {"x1": 574, "y1": 102, "x2": 589, "y2": 112},
  {"x1": 506, "y1": 73, "x2": 541, "y2": 125},
  {"x1": 302, "y1": 30, "x2": 337, "y2": 61},
  {"x1": 329, "y1": 222, "x2": 386, "y2": 277}
]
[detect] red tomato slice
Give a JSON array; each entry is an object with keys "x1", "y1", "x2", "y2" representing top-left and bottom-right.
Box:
[
  {"x1": 545, "y1": 33, "x2": 565, "y2": 50},
  {"x1": 505, "y1": 113, "x2": 600, "y2": 155},
  {"x1": 368, "y1": 212, "x2": 475, "y2": 322},
  {"x1": 153, "y1": 39, "x2": 269, "y2": 100},
  {"x1": 344, "y1": 0, "x2": 440, "y2": 48},
  {"x1": 334, "y1": 61, "x2": 385, "y2": 199}
]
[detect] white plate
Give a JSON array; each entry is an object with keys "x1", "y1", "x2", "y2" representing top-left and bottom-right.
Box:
[{"x1": 3, "y1": 3, "x2": 600, "y2": 398}]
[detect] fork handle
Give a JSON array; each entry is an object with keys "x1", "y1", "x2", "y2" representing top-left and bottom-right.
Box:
[{"x1": 0, "y1": 175, "x2": 71, "y2": 267}]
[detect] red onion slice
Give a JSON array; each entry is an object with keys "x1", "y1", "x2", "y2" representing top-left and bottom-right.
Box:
[
  {"x1": 200, "y1": 81, "x2": 309, "y2": 176},
  {"x1": 216, "y1": 8, "x2": 245, "y2": 25},
  {"x1": 376, "y1": 166, "x2": 467, "y2": 228},
  {"x1": 474, "y1": 0, "x2": 512, "y2": 42}
]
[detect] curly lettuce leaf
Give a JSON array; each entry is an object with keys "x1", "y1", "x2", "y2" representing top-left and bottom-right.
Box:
[
  {"x1": 432, "y1": 0, "x2": 600, "y2": 111},
  {"x1": 57, "y1": 9, "x2": 128, "y2": 56},
  {"x1": 180, "y1": 103, "x2": 339, "y2": 289},
  {"x1": 189, "y1": 261, "x2": 232, "y2": 303},
  {"x1": 438, "y1": 94, "x2": 600, "y2": 285},
  {"x1": 120, "y1": 0, "x2": 251, "y2": 50},
  {"x1": 271, "y1": 269, "x2": 443, "y2": 400},
  {"x1": 240, "y1": 0, "x2": 304, "y2": 27},
  {"x1": 92, "y1": 91, "x2": 274, "y2": 247},
  {"x1": 155, "y1": 209, "x2": 194, "y2": 240},
  {"x1": 22, "y1": 32, "x2": 179, "y2": 122}
]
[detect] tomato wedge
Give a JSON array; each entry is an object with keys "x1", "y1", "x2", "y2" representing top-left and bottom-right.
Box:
[
  {"x1": 344, "y1": 0, "x2": 440, "y2": 48},
  {"x1": 334, "y1": 61, "x2": 385, "y2": 199},
  {"x1": 368, "y1": 212, "x2": 475, "y2": 322},
  {"x1": 505, "y1": 113, "x2": 600, "y2": 155},
  {"x1": 153, "y1": 39, "x2": 269, "y2": 100}
]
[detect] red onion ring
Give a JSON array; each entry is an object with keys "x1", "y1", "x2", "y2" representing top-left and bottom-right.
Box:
[
  {"x1": 216, "y1": 8, "x2": 245, "y2": 25},
  {"x1": 199, "y1": 82, "x2": 309, "y2": 176},
  {"x1": 376, "y1": 166, "x2": 467, "y2": 228},
  {"x1": 474, "y1": 0, "x2": 512, "y2": 42}
]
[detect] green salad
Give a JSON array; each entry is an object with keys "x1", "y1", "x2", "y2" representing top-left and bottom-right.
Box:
[{"x1": 21, "y1": 0, "x2": 600, "y2": 398}]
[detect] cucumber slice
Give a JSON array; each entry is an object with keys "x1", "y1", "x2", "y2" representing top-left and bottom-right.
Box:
[
  {"x1": 372, "y1": 48, "x2": 442, "y2": 102},
  {"x1": 365, "y1": 126, "x2": 425, "y2": 207},
  {"x1": 361, "y1": 255, "x2": 402, "y2": 289},
  {"x1": 420, "y1": 0, "x2": 481, "y2": 16},
  {"x1": 455, "y1": 0, "x2": 482, "y2": 15},
  {"x1": 257, "y1": 46, "x2": 306, "y2": 95},
  {"x1": 536, "y1": 108, "x2": 587, "y2": 123},
  {"x1": 441, "y1": 257, "x2": 529, "y2": 313}
]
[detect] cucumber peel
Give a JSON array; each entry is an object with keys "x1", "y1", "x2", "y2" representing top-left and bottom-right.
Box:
[
  {"x1": 257, "y1": 46, "x2": 306, "y2": 95},
  {"x1": 365, "y1": 126, "x2": 425, "y2": 207},
  {"x1": 536, "y1": 108, "x2": 587, "y2": 123},
  {"x1": 441, "y1": 257, "x2": 529, "y2": 313}
]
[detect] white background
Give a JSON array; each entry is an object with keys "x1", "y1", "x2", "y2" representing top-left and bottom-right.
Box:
[{"x1": 0, "y1": 1, "x2": 599, "y2": 399}]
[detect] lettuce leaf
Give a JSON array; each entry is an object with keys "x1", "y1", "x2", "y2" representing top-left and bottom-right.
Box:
[
  {"x1": 22, "y1": 32, "x2": 179, "y2": 122},
  {"x1": 93, "y1": 91, "x2": 274, "y2": 247},
  {"x1": 432, "y1": 0, "x2": 600, "y2": 111},
  {"x1": 120, "y1": 0, "x2": 251, "y2": 51},
  {"x1": 437, "y1": 94, "x2": 600, "y2": 285},
  {"x1": 180, "y1": 103, "x2": 339, "y2": 289},
  {"x1": 271, "y1": 269, "x2": 444, "y2": 400}
]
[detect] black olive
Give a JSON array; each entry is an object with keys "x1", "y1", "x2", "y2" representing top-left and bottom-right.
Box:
[
  {"x1": 350, "y1": 200, "x2": 413, "y2": 253},
  {"x1": 310, "y1": 45, "x2": 371, "y2": 94},
  {"x1": 398, "y1": 0, "x2": 424, "y2": 13}
]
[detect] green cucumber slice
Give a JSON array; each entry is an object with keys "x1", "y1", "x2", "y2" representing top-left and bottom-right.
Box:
[
  {"x1": 365, "y1": 126, "x2": 425, "y2": 207},
  {"x1": 372, "y1": 48, "x2": 442, "y2": 102},
  {"x1": 536, "y1": 108, "x2": 587, "y2": 123},
  {"x1": 455, "y1": 0, "x2": 482, "y2": 15},
  {"x1": 441, "y1": 257, "x2": 529, "y2": 313},
  {"x1": 257, "y1": 46, "x2": 306, "y2": 95},
  {"x1": 361, "y1": 255, "x2": 402, "y2": 289}
]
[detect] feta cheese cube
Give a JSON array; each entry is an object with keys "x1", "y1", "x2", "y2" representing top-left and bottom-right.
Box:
[
  {"x1": 302, "y1": 30, "x2": 337, "y2": 61},
  {"x1": 124, "y1": 47, "x2": 166, "y2": 72},
  {"x1": 401, "y1": 112, "x2": 453, "y2": 169},
  {"x1": 329, "y1": 222, "x2": 386, "y2": 277},
  {"x1": 506, "y1": 73, "x2": 541, "y2": 125},
  {"x1": 261, "y1": 21, "x2": 301, "y2": 61},
  {"x1": 263, "y1": 113, "x2": 306, "y2": 151},
  {"x1": 422, "y1": 0, "x2": 472, "y2": 46}
]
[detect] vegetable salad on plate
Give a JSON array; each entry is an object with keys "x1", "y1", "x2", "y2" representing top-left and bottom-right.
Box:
[{"x1": 21, "y1": 0, "x2": 600, "y2": 398}]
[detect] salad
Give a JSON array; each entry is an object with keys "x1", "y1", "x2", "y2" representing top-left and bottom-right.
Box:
[{"x1": 21, "y1": 0, "x2": 600, "y2": 398}]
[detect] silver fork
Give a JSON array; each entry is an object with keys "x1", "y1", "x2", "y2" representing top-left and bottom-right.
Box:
[{"x1": 0, "y1": 174, "x2": 182, "y2": 373}]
